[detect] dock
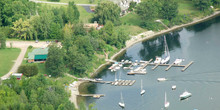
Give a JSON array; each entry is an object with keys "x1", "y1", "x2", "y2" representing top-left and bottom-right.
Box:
[
  {"x1": 181, "y1": 61, "x2": 194, "y2": 72},
  {"x1": 106, "y1": 59, "x2": 194, "y2": 72},
  {"x1": 111, "y1": 80, "x2": 136, "y2": 86},
  {"x1": 78, "y1": 94, "x2": 105, "y2": 98}
]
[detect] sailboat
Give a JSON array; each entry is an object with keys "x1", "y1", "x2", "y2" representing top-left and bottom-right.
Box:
[
  {"x1": 164, "y1": 92, "x2": 170, "y2": 108},
  {"x1": 140, "y1": 79, "x2": 145, "y2": 95},
  {"x1": 161, "y1": 36, "x2": 170, "y2": 64},
  {"x1": 119, "y1": 92, "x2": 125, "y2": 108}
]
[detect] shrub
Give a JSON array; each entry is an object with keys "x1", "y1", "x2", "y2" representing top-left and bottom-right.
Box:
[{"x1": 18, "y1": 64, "x2": 38, "y2": 77}]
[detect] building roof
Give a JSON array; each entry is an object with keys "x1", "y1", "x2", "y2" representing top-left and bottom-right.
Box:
[{"x1": 28, "y1": 47, "x2": 48, "y2": 60}]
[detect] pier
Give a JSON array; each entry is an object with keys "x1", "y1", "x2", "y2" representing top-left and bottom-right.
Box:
[
  {"x1": 111, "y1": 80, "x2": 136, "y2": 86},
  {"x1": 106, "y1": 59, "x2": 194, "y2": 72},
  {"x1": 78, "y1": 94, "x2": 105, "y2": 98}
]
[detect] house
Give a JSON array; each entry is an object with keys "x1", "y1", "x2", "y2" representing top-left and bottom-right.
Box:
[
  {"x1": 28, "y1": 47, "x2": 48, "y2": 63},
  {"x1": 11, "y1": 73, "x2": 23, "y2": 80}
]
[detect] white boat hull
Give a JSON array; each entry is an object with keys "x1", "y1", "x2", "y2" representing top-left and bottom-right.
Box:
[
  {"x1": 119, "y1": 102, "x2": 125, "y2": 108},
  {"x1": 140, "y1": 90, "x2": 145, "y2": 95}
]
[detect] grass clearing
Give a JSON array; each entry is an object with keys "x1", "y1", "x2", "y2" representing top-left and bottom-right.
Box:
[
  {"x1": 77, "y1": 6, "x2": 94, "y2": 23},
  {"x1": 116, "y1": 25, "x2": 147, "y2": 36},
  {"x1": 120, "y1": 12, "x2": 142, "y2": 26},
  {"x1": 0, "y1": 48, "x2": 21, "y2": 77}
]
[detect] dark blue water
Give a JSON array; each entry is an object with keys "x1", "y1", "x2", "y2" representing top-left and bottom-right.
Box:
[{"x1": 82, "y1": 16, "x2": 220, "y2": 110}]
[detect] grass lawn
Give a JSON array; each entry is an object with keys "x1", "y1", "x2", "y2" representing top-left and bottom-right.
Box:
[
  {"x1": 115, "y1": 25, "x2": 147, "y2": 36},
  {"x1": 77, "y1": 6, "x2": 94, "y2": 23},
  {"x1": 0, "y1": 48, "x2": 21, "y2": 77},
  {"x1": 178, "y1": 0, "x2": 201, "y2": 17},
  {"x1": 120, "y1": 12, "x2": 142, "y2": 26}
]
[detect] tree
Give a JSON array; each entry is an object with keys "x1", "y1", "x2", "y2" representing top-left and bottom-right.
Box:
[
  {"x1": 128, "y1": 2, "x2": 137, "y2": 11},
  {"x1": 0, "y1": 32, "x2": 6, "y2": 49},
  {"x1": 20, "y1": 90, "x2": 28, "y2": 104},
  {"x1": 135, "y1": 1, "x2": 158, "y2": 20},
  {"x1": 11, "y1": 18, "x2": 34, "y2": 40},
  {"x1": 49, "y1": 23, "x2": 62, "y2": 39},
  {"x1": 45, "y1": 44, "x2": 65, "y2": 77},
  {"x1": 66, "y1": 45, "x2": 89, "y2": 75},
  {"x1": 193, "y1": 0, "x2": 211, "y2": 11},
  {"x1": 161, "y1": 0, "x2": 178, "y2": 20},
  {"x1": 99, "y1": 21, "x2": 117, "y2": 45},
  {"x1": 94, "y1": 2, "x2": 121, "y2": 25},
  {"x1": 17, "y1": 64, "x2": 38, "y2": 77},
  {"x1": 67, "y1": 2, "x2": 80, "y2": 24}
]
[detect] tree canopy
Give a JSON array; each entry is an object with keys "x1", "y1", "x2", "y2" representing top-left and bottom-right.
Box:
[{"x1": 93, "y1": 2, "x2": 121, "y2": 25}]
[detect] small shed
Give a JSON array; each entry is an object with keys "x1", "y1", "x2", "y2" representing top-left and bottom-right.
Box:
[
  {"x1": 11, "y1": 73, "x2": 23, "y2": 80},
  {"x1": 28, "y1": 47, "x2": 48, "y2": 63}
]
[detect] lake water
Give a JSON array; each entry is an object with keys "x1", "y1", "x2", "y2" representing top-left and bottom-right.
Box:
[{"x1": 82, "y1": 16, "x2": 220, "y2": 110}]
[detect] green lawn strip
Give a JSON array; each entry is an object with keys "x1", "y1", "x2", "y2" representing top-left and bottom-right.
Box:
[
  {"x1": 115, "y1": 25, "x2": 147, "y2": 36},
  {"x1": 77, "y1": 6, "x2": 94, "y2": 23},
  {"x1": 178, "y1": 0, "x2": 201, "y2": 18},
  {"x1": 0, "y1": 48, "x2": 21, "y2": 77},
  {"x1": 120, "y1": 12, "x2": 142, "y2": 26}
]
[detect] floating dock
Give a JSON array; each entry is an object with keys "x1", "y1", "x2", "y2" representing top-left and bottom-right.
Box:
[
  {"x1": 78, "y1": 94, "x2": 105, "y2": 98},
  {"x1": 111, "y1": 80, "x2": 136, "y2": 86}
]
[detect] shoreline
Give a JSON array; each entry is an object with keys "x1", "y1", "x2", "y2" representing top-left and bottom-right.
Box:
[
  {"x1": 75, "y1": 11, "x2": 220, "y2": 108},
  {"x1": 92, "y1": 11, "x2": 220, "y2": 76}
]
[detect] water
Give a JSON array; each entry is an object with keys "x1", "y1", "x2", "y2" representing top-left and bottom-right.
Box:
[{"x1": 82, "y1": 16, "x2": 220, "y2": 110}]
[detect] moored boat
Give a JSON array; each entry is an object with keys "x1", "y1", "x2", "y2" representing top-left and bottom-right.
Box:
[{"x1": 180, "y1": 91, "x2": 192, "y2": 100}]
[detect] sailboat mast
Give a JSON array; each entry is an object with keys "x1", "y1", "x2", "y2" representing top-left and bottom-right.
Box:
[
  {"x1": 121, "y1": 92, "x2": 124, "y2": 103},
  {"x1": 141, "y1": 79, "x2": 143, "y2": 91},
  {"x1": 165, "y1": 92, "x2": 167, "y2": 105}
]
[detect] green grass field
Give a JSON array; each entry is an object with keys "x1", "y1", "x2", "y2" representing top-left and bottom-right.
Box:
[
  {"x1": 0, "y1": 48, "x2": 21, "y2": 77},
  {"x1": 77, "y1": 6, "x2": 94, "y2": 23},
  {"x1": 178, "y1": 0, "x2": 201, "y2": 17}
]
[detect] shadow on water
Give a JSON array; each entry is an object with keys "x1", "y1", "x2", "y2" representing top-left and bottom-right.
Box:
[
  {"x1": 186, "y1": 16, "x2": 220, "y2": 32},
  {"x1": 138, "y1": 30, "x2": 182, "y2": 60}
]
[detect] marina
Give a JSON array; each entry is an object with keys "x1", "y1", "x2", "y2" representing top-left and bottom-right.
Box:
[
  {"x1": 82, "y1": 16, "x2": 220, "y2": 110},
  {"x1": 107, "y1": 59, "x2": 194, "y2": 74}
]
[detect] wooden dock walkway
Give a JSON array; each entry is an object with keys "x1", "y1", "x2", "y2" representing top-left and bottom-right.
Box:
[
  {"x1": 111, "y1": 80, "x2": 136, "y2": 86},
  {"x1": 181, "y1": 61, "x2": 194, "y2": 72},
  {"x1": 78, "y1": 94, "x2": 105, "y2": 98}
]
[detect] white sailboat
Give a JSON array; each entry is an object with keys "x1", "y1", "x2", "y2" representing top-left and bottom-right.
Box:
[
  {"x1": 161, "y1": 36, "x2": 170, "y2": 64},
  {"x1": 140, "y1": 79, "x2": 145, "y2": 95},
  {"x1": 164, "y1": 92, "x2": 170, "y2": 108},
  {"x1": 119, "y1": 92, "x2": 125, "y2": 108}
]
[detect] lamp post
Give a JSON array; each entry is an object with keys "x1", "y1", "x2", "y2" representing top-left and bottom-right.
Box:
[{"x1": 155, "y1": 19, "x2": 169, "y2": 29}]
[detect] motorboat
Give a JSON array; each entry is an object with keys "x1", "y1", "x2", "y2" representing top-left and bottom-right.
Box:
[
  {"x1": 172, "y1": 85, "x2": 177, "y2": 90},
  {"x1": 157, "y1": 78, "x2": 167, "y2": 82},
  {"x1": 154, "y1": 56, "x2": 162, "y2": 64},
  {"x1": 119, "y1": 92, "x2": 125, "y2": 108},
  {"x1": 164, "y1": 92, "x2": 170, "y2": 108},
  {"x1": 180, "y1": 91, "x2": 192, "y2": 100},
  {"x1": 140, "y1": 79, "x2": 145, "y2": 95},
  {"x1": 174, "y1": 59, "x2": 184, "y2": 65}
]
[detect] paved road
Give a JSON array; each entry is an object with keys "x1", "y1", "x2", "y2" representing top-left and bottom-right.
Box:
[
  {"x1": 1, "y1": 41, "x2": 50, "y2": 80},
  {"x1": 29, "y1": 0, "x2": 97, "y2": 6}
]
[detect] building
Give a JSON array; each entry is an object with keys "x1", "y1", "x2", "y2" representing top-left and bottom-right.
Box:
[
  {"x1": 11, "y1": 73, "x2": 23, "y2": 80},
  {"x1": 28, "y1": 47, "x2": 48, "y2": 63}
]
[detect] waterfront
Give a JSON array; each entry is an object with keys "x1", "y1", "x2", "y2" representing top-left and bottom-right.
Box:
[{"x1": 81, "y1": 16, "x2": 220, "y2": 110}]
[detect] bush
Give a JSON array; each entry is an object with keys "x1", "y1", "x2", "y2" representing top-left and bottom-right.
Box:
[
  {"x1": 169, "y1": 15, "x2": 193, "y2": 26},
  {"x1": 18, "y1": 64, "x2": 38, "y2": 77},
  {"x1": 28, "y1": 45, "x2": 33, "y2": 49}
]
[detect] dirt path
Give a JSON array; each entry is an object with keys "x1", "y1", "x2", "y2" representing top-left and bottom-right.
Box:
[{"x1": 1, "y1": 41, "x2": 50, "y2": 80}]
